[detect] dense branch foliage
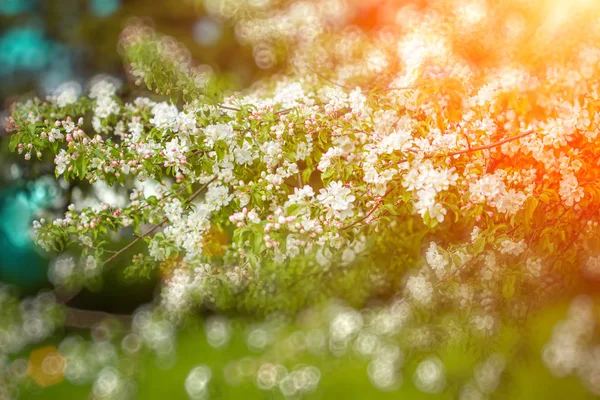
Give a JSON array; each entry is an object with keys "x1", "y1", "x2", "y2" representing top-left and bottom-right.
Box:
[{"x1": 3, "y1": 0, "x2": 600, "y2": 398}]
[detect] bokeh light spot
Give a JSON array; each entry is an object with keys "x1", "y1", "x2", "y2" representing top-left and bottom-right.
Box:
[{"x1": 28, "y1": 346, "x2": 66, "y2": 388}]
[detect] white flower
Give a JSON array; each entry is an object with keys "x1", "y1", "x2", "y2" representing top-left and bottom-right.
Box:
[
  {"x1": 495, "y1": 189, "x2": 527, "y2": 215},
  {"x1": 63, "y1": 121, "x2": 75, "y2": 133},
  {"x1": 316, "y1": 181, "x2": 355, "y2": 220},
  {"x1": 233, "y1": 141, "x2": 257, "y2": 165},
  {"x1": 402, "y1": 161, "x2": 458, "y2": 223},
  {"x1": 54, "y1": 150, "x2": 69, "y2": 175},
  {"x1": 317, "y1": 147, "x2": 343, "y2": 172},
  {"x1": 53, "y1": 82, "x2": 80, "y2": 107},
  {"x1": 559, "y1": 172, "x2": 584, "y2": 207},
  {"x1": 379, "y1": 129, "x2": 412, "y2": 154},
  {"x1": 426, "y1": 242, "x2": 448, "y2": 279},
  {"x1": 204, "y1": 123, "x2": 235, "y2": 147},
  {"x1": 349, "y1": 87, "x2": 367, "y2": 114},
  {"x1": 89, "y1": 80, "x2": 116, "y2": 99},
  {"x1": 406, "y1": 275, "x2": 434, "y2": 305},
  {"x1": 48, "y1": 255, "x2": 76, "y2": 286},
  {"x1": 83, "y1": 255, "x2": 100, "y2": 278},
  {"x1": 287, "y1": 185, "x2": 315, "y2": 208},
  {"x1": 273, "y1": 81, "x2": 305, "y2": 107},
  {"x1": 247, "y1": 209, "x2": 261, "y2": 224},
  {"x1": 164, "y1": 198, "x2": 184, "y2": 223},
  {"x1": 341, "y1": 248, "x2": 356, "y2": 265},
  {"x1": 161, "y1": 269, "x2": 194, "y2": 316},
  {"x1": 316, "y1": 247, "x2": 333, "y2": 267},
  {"x1": 472, "y1": 315, "x2": 495, "y2": 334},
  {"x1": 205, "y1": 184, "x2": 232, "y2": 211},
  {"x1": 150, "y1": 102, "x2": 180, "y2": 132},
  {"x1": 92, "y1": 116, "x2": 103, "y2": 132},
  {"x1": 178, "y1": 111, "x2": 197, "y2": 133},
  {"x1": 164, "y1": 138, "x2": 189, "y2": 166},
  {"x1": 470, "y1": 174, "x2": 527, "y2": 215},
  {"x1": 583, "y1": 256, "x2": 600, "y2": 279},
  {"x1": 499, "y1": 239, "x2": 527, "y2": 256},
  {"x1": 94, "y1": 94, "x2": 119, "y2": 119},
  {"x1": 469, "y1": 174, "x2": 505, "y2": 203},
  {"x1": 526, "y1": 257, "x2": 543, "y2": 277},
  {"x1": 481, "y1": 251, "x2": 499, "y2": 281}
]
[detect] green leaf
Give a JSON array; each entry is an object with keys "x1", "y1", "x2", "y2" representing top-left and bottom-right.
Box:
[
  {"x1": 502, "y1": 275, "x2": 516, "y2": 300},
  {"x1": 526, "y1": 197, "x2": 539, "y2": 220},
  {"x1": 473, "y1": 237, "x2": 486, "y2": 254},
  {"x1": 253, "y1": 233, "x2": 263, "y2": 253},
  {"x1": 8, "y1": 133, "x2": 21, "y2": 152},
  {"x1": 302, "y1": 168, "x2": 312, "y2": 184}
]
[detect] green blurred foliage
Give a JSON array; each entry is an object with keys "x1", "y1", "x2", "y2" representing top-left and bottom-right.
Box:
[{"x1": 18, "y1": 299, "x2": 596, "y2": 399}]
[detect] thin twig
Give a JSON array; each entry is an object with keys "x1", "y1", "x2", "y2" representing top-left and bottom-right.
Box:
[
  {"x1": 306, "y1": 66, "x2": 351, "y2": 90},
  {"x1": 340, "y1": 187, "x2": 394, "y2": 231},
  {"x1": 441, "y1": 130, "x2": 536, "y2": 157},
  {"x1": 220, "y1": 105, "x2": 241, "y2": 112},
  {"x1": 277, "y1": 107, "x2": 295, "y2": 116},
  {"x1": 84, "y1": 244, "x2": 118, "y2": 255},
  {"x1": 240, "y1": 249, "x2": 267, "y2": 270},
  {"x1": 436, "y1": 255, "x2": 477, "y2": 286},
  {"x1": 103, "y1": 178, "x2": 215, "y2": 266},
  {"x1": 410, "y1": 130, "x2": 537, "y2": 160},
  {"x1": 571, "y1": 204, "x2": 600, "y2": 245},
  {"x1": 543, "y1": 204, "x2": 600, "y2": 275},
  {"x1": 102, "y1": 220, "x2": 167, "y2": 265},
  {"x1": 372, "y1": 84, "x2": 421, "y2": 93}
]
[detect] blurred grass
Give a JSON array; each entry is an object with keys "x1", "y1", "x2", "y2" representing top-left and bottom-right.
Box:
[{"x1": 18, "y1": 298, "x2": 597, "y2": 399}]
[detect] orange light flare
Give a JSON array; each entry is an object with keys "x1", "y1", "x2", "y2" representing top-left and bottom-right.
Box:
[
  {"x1": 341, "y1": 0, "x2": 600, "y2": 176},
  {"x1": 539, "y1": 0, "x2": 599, "y2": 32},
  {"x1": 450, "y1": 0, "x2": 600, "y2": 69},
  {"x1": 348, "y1": 0, "x2": 600, "y2": 68}
]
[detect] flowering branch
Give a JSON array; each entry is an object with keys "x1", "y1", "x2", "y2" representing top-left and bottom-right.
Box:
[
  {"x1": 105, "y1": 178, "x2": 215, "y2": 265},
  {"x1": 56, "y1": 178, "x2": 216, "y2": 305}
]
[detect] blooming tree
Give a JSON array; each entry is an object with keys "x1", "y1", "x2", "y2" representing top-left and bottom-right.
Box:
[{"x1": 3, "y1": 0, "x2": 600, "y2": 398}]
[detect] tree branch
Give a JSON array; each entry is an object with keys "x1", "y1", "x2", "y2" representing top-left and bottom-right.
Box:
[
  {"x1": 340, "y1": 187, "x2": 394, "y2": 231},
  {"x1": 64, "y1": 307, "x2": 132, "y2": 329},
  {"x1": 408, "y1": 129, "x2": 537, "y2": 160},
  {"x1": 220, "y1": 105, "x2": 241, "y2": 112}
]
